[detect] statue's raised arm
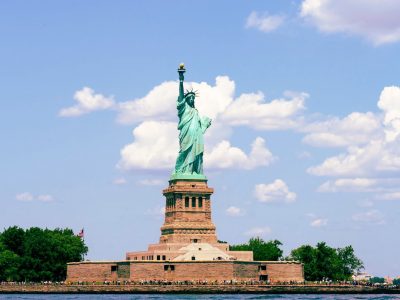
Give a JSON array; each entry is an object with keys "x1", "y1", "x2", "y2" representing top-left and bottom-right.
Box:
[
  {"x1": 172, "y1": 64, "x2": 211, "y2": 180},
  {"x1": 177, "y1": 63, "x2": 186, "y2": 112}
]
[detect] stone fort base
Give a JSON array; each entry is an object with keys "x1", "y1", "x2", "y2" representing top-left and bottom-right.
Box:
[{"x1": 66, "y1": 260, "x2": 304, "y2": 283}]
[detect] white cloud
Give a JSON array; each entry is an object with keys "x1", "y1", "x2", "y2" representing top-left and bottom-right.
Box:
[
  {"x1": 308, "y1": 86, "x2": 400, "y2": 177},
  {"x1": 226, "y1": 206, "x2": 244, "y2": 217},
  {"x1": 117, "y1": 121, "x2": 178, "y2": 171},
  {"x1": 138, "y1": 179, "x2": 164, "y2": 186},
  {"x1": 303, "y1": 112, "x2": 381, "y2": 148},
  {"x1": 118, "y1": 121, "x2": 275, "y2": 171},
  {"x1": 300, "y1": 0, "x2": 400, "y2": 45},
  {"x1": 59, "y1": 87, "x2": 115, "y2": 117},
  {"x1": 61, "y1": 77, "x2": 310, "y2": 175},
  {"x1": 308, "y1": 141, "x2": 383, "y2": 176},
  {"x1": 245, "y1": 226, "x2": 272, "y2": 237},
  {"x1": 254, "y1": 179, "x2": 297, "y2": 203},
  {"x1": 221, "y1": 91, "x2": 307, "y2": 130},
  {"x1": 61, "y1": 76, "x2": 307, "y2": 134},
  {"x1": 16, "y1": 192, "x2": 34, "y2": 201},
  {"x1": 317, "y1": 178, "x2": 377, "y2": 192},
  {"x1": 310, "y1": 218, "x2": 328, "y2": 227},
  {"x1": 16, "y1": 192, "x2": 54, "y2": 202},
  {"x1": 307, "y1": 213, "x2": 328, "y2": 227},
  {"x1": 115, "y1": 77, "x2": 286, "y2": 172},
  {"x1": 377, "y1": 86, "x2": 400, "y2": 142},
  {"x1": 117, "y1": 76, "x2": 235, "y2": 125},
  {"x1": 206, "y1": 137, "x2": 275, "y2": 170},
  {"x1": 37, "y1": 194, "x2": 53, "y2": 202},
  {"x1": 116, "y1": 76, "x2": 305, "y2": 131},
  {"x1": 113, "y1": 177, "x2": 127, "y2": 185},
  {"x1": 377, "y1": 192, "x2": 400, "y2": 201},
  {"x1": 246, "y1": 11, "x2": 285, "y2": 33},
  {"x1": 117, "y1": 82, "x2": 177, "y2": 124},
  {"x1": 306, "y1": 213, "x2": 317, "y2": 219},
  {"x1": 352, "y1": 209, "x2": 385, "y2": 224}
]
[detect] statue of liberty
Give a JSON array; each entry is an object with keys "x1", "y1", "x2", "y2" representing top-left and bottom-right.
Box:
[{"x1": 172, "y1": 64, "x2": 211, "y2": 179}]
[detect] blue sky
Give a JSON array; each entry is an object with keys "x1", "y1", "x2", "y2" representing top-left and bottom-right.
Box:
[{"x1": 1, "y1": 0, "x2": 400, "y2": 277}]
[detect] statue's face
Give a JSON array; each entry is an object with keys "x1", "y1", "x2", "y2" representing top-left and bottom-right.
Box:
[{"x1": 186, "y1": 94, "x2": 195, "y2": 107}]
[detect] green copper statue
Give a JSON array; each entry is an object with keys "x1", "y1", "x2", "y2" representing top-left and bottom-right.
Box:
[{"x1": 171, "y1": 63, "x2": 211, "y2": 180}]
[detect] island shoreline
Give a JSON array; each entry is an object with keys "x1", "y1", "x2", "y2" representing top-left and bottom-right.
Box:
[{"x1": 1, "y1": 284, "x2": 399, "y2": 294}]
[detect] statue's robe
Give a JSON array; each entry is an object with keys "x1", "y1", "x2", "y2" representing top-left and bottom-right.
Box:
[{"x1": 175, "y1": 95, "x2": 210, "y2": 174}]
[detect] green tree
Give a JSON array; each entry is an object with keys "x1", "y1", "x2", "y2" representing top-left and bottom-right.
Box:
[
  {"x1": 370, "y1": 277, "x2": 385, "y2": 284},
  {"x1": 0, "y1": 226, "x2": 87, "y2": 282},
  {"x1": 337, "y1": 246, "x2": 364, "y2": 280},
  {"x1": 230, "y1": 237, "x2": 283, "y2": 261},
  {"x1": 290, "y1": 245, "x2": 317, "y2": 280},
  {"x1": 393, "y1": 278, "x2": 400, "y2": 285},
  {"x1": 314, "y1": 242, "x2": 341, "y2": 280},
  {"x1": 0, "y1": 242, "x2": 21, "y2": 281},
  {"x1": 0, "y1": 226, "x2": 25, "y2": 256},
  {"x1": 288, "y1": 242, "x2": 363, "y2": 281}
]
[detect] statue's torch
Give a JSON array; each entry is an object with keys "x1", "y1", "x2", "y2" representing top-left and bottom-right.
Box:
[{"x1": 178, "y1": 63, "x2": 186, "y2": 81}]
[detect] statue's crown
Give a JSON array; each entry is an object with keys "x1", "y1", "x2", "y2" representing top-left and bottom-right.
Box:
[{"x1": 184, "y1": 88, "x2": 199, "y2": 98}]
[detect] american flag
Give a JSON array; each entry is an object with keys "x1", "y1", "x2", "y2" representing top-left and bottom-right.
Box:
[{"x1": 77, "y1": 228, "x2": 84, "y2": 239}]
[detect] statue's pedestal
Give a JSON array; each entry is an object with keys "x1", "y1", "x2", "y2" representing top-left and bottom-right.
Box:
[
  {"x1": 160, "y1": 179, "x2": 216, "y2": 244},
  {"x1": 126, "y1": 177, "x2": 253, "y2": 262}
]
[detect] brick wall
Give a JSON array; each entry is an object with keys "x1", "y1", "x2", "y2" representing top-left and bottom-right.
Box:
[
  {"x1": 130, "y1": 262, "x2": 235, "y2": 281},
  {"x1": 67, "y1": 262, "x2": 118, "y2": 282},
  {"x1": 265, "y1": 262, "x2": 304, "y2": 283},
  {"x1": 233, "y1": 262, "x2": 259, "y2": 279},
  {"x1": 68, "y1": 260, "x2": 304, "y2": 283}
]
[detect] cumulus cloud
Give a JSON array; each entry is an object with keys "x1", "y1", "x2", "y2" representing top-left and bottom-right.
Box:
[
  {"x1": 317, "y1": 178, "x2": 377, "y2": 192},
  {"x1": 303, "y1": 112, "x2": 381, "y2": 148},
  {"x1": 300, "y1": 0, "x2": 400, "y2": 45},
  {"x1": 117, "y1": 121, "x2": 178, "y2": 171},
  {"x1": 308, "y1": 86, "x2": 400, "y2": 177},
  {"x1": 138, "y1": 179, "x2": 164, "y2": 186},
  {"x1": 307, "y1": 213, "x2": 328, "y2": 227},
  {"x1": 310, "y1": 218, "x2": 328, "y2": 227},
  {"x1": 117, "y1": 77, "x2": 235, "y2": 124},
  {"x1": 62, "y1": 76, "x2": 308, "y2": 173},
  {"x1": 352, "y1": 209, "x2": 385, "y2": 224},
  {"x1": 254, "y1": 179, "x2": 297, "y2": 203},
  {"x1": 116, "y1": 76, "x2": 305, "y2": 131},
  {"x1": 113, "y1": 177, "x2": 127, "y2": 185},
  {"x1": 246, "y1": 11, "x2": 285, "y2": 33},
  {"x1": 118, "y1": 121, "x2": 275, "y2": 171},
  {"x1": 226, "y1": 206, "x2": 244, "y2": 217},
  {"x1": 307, "y1": 141, "x2": 383, "y2": 176},
  {"x1": 221, "y1": 91, "x2": 307, "y2": 130},
  {"x1": 206, "y1": 137, "x2": 275, "y2": 170},
  {"x1": 377, "y1": 192, "x2": 400, "y2": 201},
  {"x1": 37, "y1": 194, "x2": 53, "y2": 202},
  {"x1": 59, "y1": 87, "x2": 115, "y2": 117},
  {"x1": 16, "y1": 193, "x2": 54, "y2": 202},
  {"x1": 377, "y1": 86, "x2": 400, "y2": 142},
  {"x1": 16, "y1": 192, "x2": 34, "y2": 201},
  {"x1": 245, "y1": 226, "x2": 272, "y2": 237}
]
